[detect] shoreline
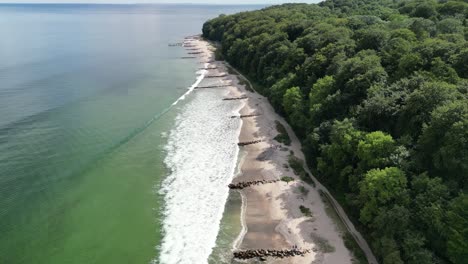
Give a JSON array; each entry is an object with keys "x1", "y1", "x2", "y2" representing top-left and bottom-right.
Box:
[{"x1": 185, "y1": 36, "x2": 357, "y2": 264}]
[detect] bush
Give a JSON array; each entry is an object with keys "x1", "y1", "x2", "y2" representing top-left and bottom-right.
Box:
[
  {"x1": 288, "y1": 155, "x2": 316, "y2": 187},
  {"x1": 299, "y1": 205, "x2": 313, "y2": 217},
  {"x1": 298, "y1": 185, "x2": 309, "y2": 196},
  {"x1": 274, "y1": 121, "x2": 291, "y2": 145},
  {"x1": 281, "y1": 176, "x2": 294, "y2": 183}
]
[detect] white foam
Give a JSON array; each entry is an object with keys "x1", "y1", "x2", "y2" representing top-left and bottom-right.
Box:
[
  {"x1": 171, "y1": 64, "x2": 208, "y2": 106},
  {"x1": 157, "y1": 87, "x2": 244, "y2": 264}
]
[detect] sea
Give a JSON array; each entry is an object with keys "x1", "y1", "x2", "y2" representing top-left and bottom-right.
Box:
[{"x1": 0, "y1": 4, "x2": 262, "y2": 264}]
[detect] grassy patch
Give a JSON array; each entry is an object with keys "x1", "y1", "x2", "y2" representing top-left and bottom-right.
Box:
[
  {"x1": 225, "y1": 64, "x2": 254, "y2": 92},
  {"x1": 281, "y1": 176, "x2": 294, "y2": 183},
  {"x1": 299, "y1": 205, "x2": 313, "y2": 217},
  {"x1": 288, "y1": 155, "x2": 316, "y2": 187},
  {"x1": 238, "y1": 77, "x2": 253, "y2": 92},
  {"x1": 298, "y1": 185, "x2": 309, "y2": 196},
  {"x1": 273, "y1": 121, "x2": 291, "y2": 146},
  {"x1": 343, "y1": 233, "x2": 367, "y2": 264},
  {"x1": 319, "y1": 190, "x2": 346, "y2": 232},
  {"x1": 310, "y1": 233, "x2": 336, "y2": 253},
  {"x1": 226, "y1": 65, "x2": 237, "y2": 75},
  {"x1": 214, "y1": 49, "x2": 224, "y2": 61},
  {"x1": 319, "y1": 190, "x2": 366, "y2": 264}
]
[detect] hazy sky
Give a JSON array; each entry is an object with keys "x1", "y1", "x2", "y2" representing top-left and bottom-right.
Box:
[{"x1": 0, "y1": 0, "x2": 321, "y2": 4}]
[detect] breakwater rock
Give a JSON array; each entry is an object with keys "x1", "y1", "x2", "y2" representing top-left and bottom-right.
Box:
[
  {"x1": 230, "y1": 113, "x2": 261, "y2": 119},
  {"x1": 237, "y1": 140, "x2": 262, "y2": 146},
  {"x1": 223, "y1": 96, "x2": 248, "y2": 101},
  {"x1": 233, "y1": 248, "x2": 312, "y2": 260},
  {"x1": 228, "y1": 179, "x2": 279, "y2": 190},
  {"x1": 205, "y1": 74, "x2": 227, "y2": 78},
  {"x1": 195, "y1": 84, "x2": 231, "y2": 89}
]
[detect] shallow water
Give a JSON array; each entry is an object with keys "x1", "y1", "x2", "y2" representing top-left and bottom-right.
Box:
[{"x1": 0, "y1": 4, "x2": 261, "y2": 264}]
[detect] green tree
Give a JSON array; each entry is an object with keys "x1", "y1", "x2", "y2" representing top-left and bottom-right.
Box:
[
  {"x1": 337, "y1": 50, "x2": 388, "y2": 106},
  {"x1": 309, "y1": 76, "x2": 338, "y2": 122},
  {"x1": 357, "y1": 131, "x2": 396, "y2": 171},
  {"x1": 270, "y1": 73, "x2": 297, "y2": 110},
  {"x1": 453, "y1": 48, "x2": 468, "y2": 78},
  {"x1": 283, "y1": 87, "x2": 308, "y2": 134},
  {"x1": 399, "y1": 81, "x2": 459, "y2": 139},
  {"x1": 411, "y1": 174, "x2": 450, "y2": 254},
  {"x1": 355, "y1": 25, "x2": 389, "y2": 51},
  {"x1": 417, "y1": 100, "x2": 468, "y2": 188},
  {"x1": 358, "y1": 167, "x2": 409, "y2": 225},
  {"x1": 447, "y1": 193, "x2": 468, "y2": 264},
  {"x1": 317, "y1": 119, "x2": 363, "y2": 191}
]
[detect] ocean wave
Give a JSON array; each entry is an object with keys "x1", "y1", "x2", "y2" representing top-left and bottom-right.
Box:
[
  {"x1": 171, "y1": 64, "x2": 207, "y2": 107},
  {"x1": 158, "y1": 85, "x2": 244, "y2": 264}
]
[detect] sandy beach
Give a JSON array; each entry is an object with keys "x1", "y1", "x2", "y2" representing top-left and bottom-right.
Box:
[{"x1": 182, "y1": 36, "x2": 361, "y2": 264}]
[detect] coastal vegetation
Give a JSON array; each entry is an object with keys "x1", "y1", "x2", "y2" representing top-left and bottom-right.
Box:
[
  {"x1": 274, "y1": 120, "x2": 292, "y2": 145},
  {"x1": 281, "y1": 176, "x2": 295, "y2": 183},
  {"x1": 299, "y1": 205, "x2": 313, "y2": 217},
  {"x1": 203, "y1": 1, "x2": 468, "y2": 263},
  {"x1": 310, "y1": 233, "x2": 336, "y2": 253}
]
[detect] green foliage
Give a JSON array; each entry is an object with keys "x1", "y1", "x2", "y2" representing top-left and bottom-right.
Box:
[
  {"x1": 317, "y1": 119, "x2": 363, "y2": 191},
  {"x1": 417, "y1": 100, "x2": 468, "y2": 189},
  {"x1": 447, "y1": 194, "x2": 468, "y2": 264},
  {"x1": 299, "y1": 205, "x2": 312, "y2": 217},
  {"x1": 298, "y1": 185, "x2": 309, "y2": 196},
  {"x1": 281, "y1": 176, "x2": 294, "y2": 183},
  {"x1": 202, "y1": 1, "x2": 468, "y2": 262},
  {"x1": 288, "y1": 154, "x2": 315, "y2": 187},
  {"x1": 343, "y1": 232, "x2": 367, "y2": 264},
  {"x1": 358, "y1": 167, "x2": 409, "y2": 225},
  {"x1": 357, "y1": 131, "x2": 395, "y2": 170},
  {"x1": 273, "y1": 121, "x2": 291, "y2": 146},
  {"x1": 310, "y1": 233, "x2": 336, "y2": 253},
  {"x1": 283, "y1": 87, "x2": 308, "y2": 134}
]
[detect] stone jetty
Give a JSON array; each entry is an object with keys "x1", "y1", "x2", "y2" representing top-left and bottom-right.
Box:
[
  {"x1": 169, "y1": 43, "x2": 183, "y2": 46},
  {"x1": 238, "y1": 139, "x2": 262, "y2": 146},
  {"x1": 188, "y1": 51, "x2": 203, "y2": 55},
  {"x1": 230, "y1": 113, "x2": 261, "y2": 119},
  {"x1": 228, "y1": 179, "x2": 279, "y2": 190},
  {"x1": 195, "y1": 84, "x2": 231, "y2": 89},
  {"x1": 181, "y1": 56, "x2": 196, "y2": 59},
  {"x1": 223, "y1": 96, "x2": 248, "y2": 101},
  {"x1": 233, "y1": 248, "x2": 312, "y2": 260},
  {"x1": 205, "y1": 74, "x2": 228, "y2": 78}
]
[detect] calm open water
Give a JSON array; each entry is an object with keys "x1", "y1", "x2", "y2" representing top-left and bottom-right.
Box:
[{"x1": 0, "y1": 4, "x2": 260, "y2": 264}]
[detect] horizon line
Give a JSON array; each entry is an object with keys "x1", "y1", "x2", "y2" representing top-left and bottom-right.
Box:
[{"x1": 0, "y1": 2, "x2": 273, "y2": 5}]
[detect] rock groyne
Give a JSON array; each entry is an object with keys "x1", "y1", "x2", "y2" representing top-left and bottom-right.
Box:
[
  {"x1": 228, "y1": 179, "x2": 279, "y2": 190},
  {"x1": 237, "y1": 139, "x2": 262, "y2": 146},
  {"x1": 233, "y1": 248, "x2": 312, "y2": 260}
]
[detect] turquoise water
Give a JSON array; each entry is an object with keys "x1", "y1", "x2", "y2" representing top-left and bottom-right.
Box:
[{"x1": 0, "y1": 4, "x2": 259, "y2": 264}]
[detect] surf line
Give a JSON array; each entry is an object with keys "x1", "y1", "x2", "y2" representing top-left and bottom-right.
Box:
[{"x1": 171, "y1": 63, "x2": 208, "y2": 106}]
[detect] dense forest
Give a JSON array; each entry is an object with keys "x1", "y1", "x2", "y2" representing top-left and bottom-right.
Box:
[{"x1": 202, "y1": 0, "x2": 467, "y2": 263}]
